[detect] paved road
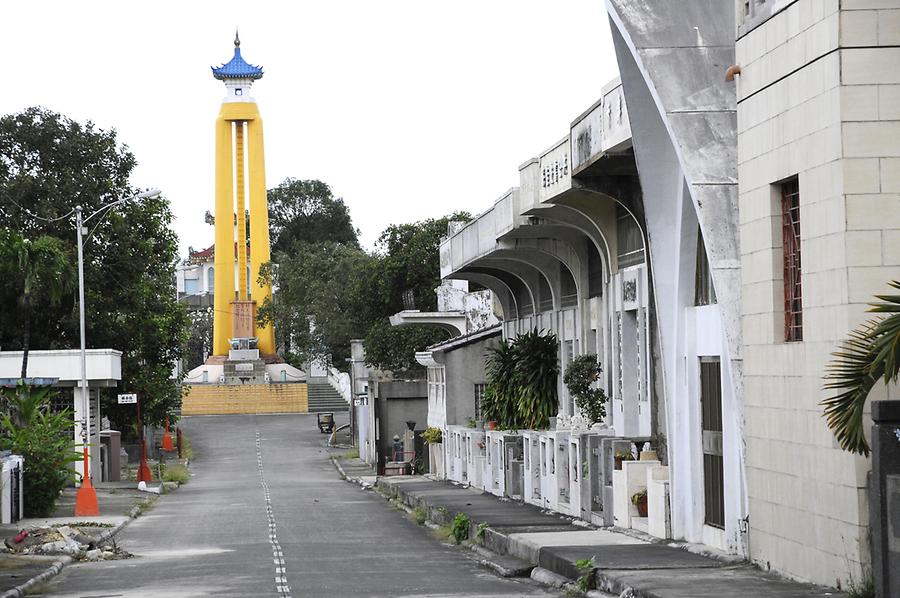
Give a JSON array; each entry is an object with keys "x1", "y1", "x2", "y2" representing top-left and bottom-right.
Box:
[{"x1": 40, "y1": 414, "x2": 559, "y2": 597}]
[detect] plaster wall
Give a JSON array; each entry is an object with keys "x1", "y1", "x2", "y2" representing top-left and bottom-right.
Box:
[
  {"x1": 441, "y1": 334, "x2": 500, "y2": 426},
  {"x1": 736, "y1": 0, "x2": 900, "y2": 586}
]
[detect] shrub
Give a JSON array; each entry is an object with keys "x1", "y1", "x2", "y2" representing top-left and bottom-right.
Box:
[
  {"x1": 0, "y1": 384, "x2": 79, "y2": 517},
  {"x1": 422, "y1": 427, "x2": 443, "y2": 444},
  {"x1": 451, "y1": 512, "x2": 470, "y2": 544},
  {"x1": 484, "y1": 329, "x2": 559, "y2": 430},
  {"x1": 563, "y1": 354, "x2": 607, "y2": 426}
]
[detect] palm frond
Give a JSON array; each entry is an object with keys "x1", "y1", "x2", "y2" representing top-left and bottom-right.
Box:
[{"x1": 822, "y1": 281, "x2": 900, "y2": 456}]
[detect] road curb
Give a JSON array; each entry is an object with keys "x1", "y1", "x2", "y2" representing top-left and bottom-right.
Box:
[
  {"x1": 0, "y1": 486, "x2": 164, "y2": 598},
  {"x1": 0, "y1": 555, "x2": 72, "y2": 598}
]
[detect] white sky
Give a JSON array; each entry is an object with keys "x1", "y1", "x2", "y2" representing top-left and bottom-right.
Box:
[{"x1": 1, "y1": 1, "x2": 618, "y2": 254}]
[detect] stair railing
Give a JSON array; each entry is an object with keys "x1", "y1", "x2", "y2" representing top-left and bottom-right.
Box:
[{"x1": 328, "y1": 367, "x2": 352, "y2": 404}]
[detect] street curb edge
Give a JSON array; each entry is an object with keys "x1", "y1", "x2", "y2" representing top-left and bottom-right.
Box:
[{"x1": 0, "y1": 555, "x2": 72, "y2": 598}]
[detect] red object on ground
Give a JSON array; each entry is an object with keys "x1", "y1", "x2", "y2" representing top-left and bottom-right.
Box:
[
  {"x1": 137, "y1": 438, "x2": 153, "y2": 482},
  {"x1": 14, "y1": 530, "x2": 28, "y2": 543},
  {"x1": 75, "y1": 446, "x2": 99, "y2": 516},
  {"x1": 161, "y1": 416, "x2": 174, "y2": 452}
]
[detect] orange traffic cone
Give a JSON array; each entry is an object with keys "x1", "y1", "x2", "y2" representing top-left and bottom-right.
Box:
[
  {"x1": 75, "y1": 447, "x2": 99, "y2": 516},
  {"x1": 137, "y1": 438, "x2": 153, "y2": 482},
  {"x1": 162, "y1": 416, "x2": 174, "y2": 452}
]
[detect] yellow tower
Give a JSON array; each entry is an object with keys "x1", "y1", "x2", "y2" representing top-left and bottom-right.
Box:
[{"x1": 211, "y1": 32, "x2": 275, "y2": 357}]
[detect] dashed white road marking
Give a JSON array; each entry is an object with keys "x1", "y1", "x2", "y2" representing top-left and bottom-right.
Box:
[{"x1": 256, "y1": 431, "x2": 292, "y2": 598}]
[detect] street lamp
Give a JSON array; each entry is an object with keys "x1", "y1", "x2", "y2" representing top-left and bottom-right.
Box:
[{"x1": 74, "y1": 188, "x2": 161, "y2": 517}]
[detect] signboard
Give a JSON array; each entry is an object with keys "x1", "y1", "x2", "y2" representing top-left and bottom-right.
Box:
[{"x1": 117, "y1": 393, "x2": 138, "y2": 404}]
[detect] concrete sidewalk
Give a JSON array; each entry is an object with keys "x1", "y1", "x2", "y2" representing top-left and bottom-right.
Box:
[{"x1": 373, "y1": 473, "x2": 847, "y2": 598}]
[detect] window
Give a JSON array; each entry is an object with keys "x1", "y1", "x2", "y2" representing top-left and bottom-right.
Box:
[
  {"x1": 474, "y1": 383, "x2": 486, "y2": 420},
  {"x1": 694, "y1": 227, "x2": 717, "y2": 306},
  {"x1": 235, "y1": 88, "x2": 243, "y2": 96},
  {"x1": 206, "y1": 267, "x2": 215, "y2": 293},
  {"x1": 538, "y1": 274, "x2": 553, "y2": 312},
  {"x1": 560, "y1": 263, "x2": 578, "y2": 308},
  {"x1": 184, "y1": 278, "x2": 198, "y2": 295},
  {"x1": 781, "y1": 178, "x2": 802, "y2": 342},
  {"x1": 587, "y1": 242, "x2": 604, "y2": 298}
]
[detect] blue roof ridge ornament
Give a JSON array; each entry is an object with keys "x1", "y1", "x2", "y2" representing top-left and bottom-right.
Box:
[{"x1": 212, "y1": 30, "x2": 263, "y2": 80}]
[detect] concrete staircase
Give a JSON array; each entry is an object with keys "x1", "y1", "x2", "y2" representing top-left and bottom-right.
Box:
[{"x1": 307, "y1": 380, "x2": 348, "y2": 413}]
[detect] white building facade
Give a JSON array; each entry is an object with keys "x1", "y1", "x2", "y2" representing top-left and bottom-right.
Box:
[{"x1": 428, "y1": 0, "x2": 895, "y2": 589}]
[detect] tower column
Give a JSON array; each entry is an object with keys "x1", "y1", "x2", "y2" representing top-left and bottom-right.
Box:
[
  {"x1": 248, "y1": 117, "x2": 275, "y2": 355},
  {"x1": 213, "y1": 115, "x2": 235, "y2": 357},
  {"x1": 234, "y1": 121, "x2": 249, "y2": 301}
]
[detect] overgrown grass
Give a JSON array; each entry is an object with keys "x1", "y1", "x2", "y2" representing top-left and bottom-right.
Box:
[
  {"x1": 179, "y1": 433, "x2": 193, "y2": 460},
  {"x1": 133, "y1": 497, "x2": 158, "y2": 517},
  {"x1": 432, "y1": 525, "x2": 453, "y2": 542},
  {"x1": 162, "y1": 463, "x2": 189, "y2": 484},
  {"x1": 846, "y1": 573, "x2": 874, "y2": 598},
  {"x1": 410, "y1": 507, "x2": 428, "y2": 525}
]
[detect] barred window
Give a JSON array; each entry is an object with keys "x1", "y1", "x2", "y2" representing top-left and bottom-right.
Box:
[
  {"x1": 474, "y1": 383, "x2": 486, "y2": 420},
  {"x1": 781, "y1": 178, "x2": 802, "y2": 342}
]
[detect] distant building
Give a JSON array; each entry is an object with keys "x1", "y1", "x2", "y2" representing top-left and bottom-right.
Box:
[{"x1": 175, "y1": 240, "x2": 252, "y2": 311}]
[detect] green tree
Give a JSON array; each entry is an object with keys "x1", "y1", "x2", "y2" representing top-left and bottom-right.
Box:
[
  {"x1": 260, "y1": 241, "x2": 373, "y2": 366},
  {"x1": 184, "y1": 307, "x2": 213, "y2": 371},
  {"x1": 0, "y1": 231, "x2": 74, "y2": 379},
  {"x1": 268, "y1": 178, "x2": 360, "y2": 253},
  {"x1": 363, "y1": 319, "x2": 448, "y2": 372},
  {"x1": 0, "y1": 107, "x2": 188, "y2": 431},
  {"x1": 359, "y1": 213, "x2": 470, "y2": 371},
  {"x1": 823, "y1": 280, "x2": 900, "y2": 456}
]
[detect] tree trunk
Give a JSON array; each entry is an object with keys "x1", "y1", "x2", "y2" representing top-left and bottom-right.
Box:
[{"x1": 20, "y1": 292, "x2": 30, "y2": 381}]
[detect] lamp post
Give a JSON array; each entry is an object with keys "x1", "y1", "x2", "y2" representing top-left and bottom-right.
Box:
[{"x1": 74, "y1": 189, "x2": 161, "y2": 517}]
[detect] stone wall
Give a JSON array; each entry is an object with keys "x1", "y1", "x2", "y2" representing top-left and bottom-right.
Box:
[{"x1": 737, "y1": 0, "x2": 900, "y2": 586}]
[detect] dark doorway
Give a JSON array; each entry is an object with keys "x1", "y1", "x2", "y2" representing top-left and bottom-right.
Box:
[{"x1": 700, "y1": 357, "x2": 724, "y2": 529}]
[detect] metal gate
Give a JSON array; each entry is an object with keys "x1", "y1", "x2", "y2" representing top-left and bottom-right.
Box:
[
  {"x1": 10, "y1": 465, "x2": 21, "y2": 523},
  {"x1": 700, "y1": 357, "x2": 724, "y2": 529}
]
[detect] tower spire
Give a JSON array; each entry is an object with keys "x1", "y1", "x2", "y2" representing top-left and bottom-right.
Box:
[{"x1": 234, "y1": 28, "x2": 240, "y2": 48}]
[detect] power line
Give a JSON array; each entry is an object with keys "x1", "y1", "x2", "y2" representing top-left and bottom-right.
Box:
[{"x1": 7, "y1": 198, "x2": 76, "y2": 223}]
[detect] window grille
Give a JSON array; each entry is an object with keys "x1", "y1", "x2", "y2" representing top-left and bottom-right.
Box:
[
  {"x1": 474, "y1": 383, "x2": 486, "y2": 420},
  {"x1": 781, "y1": 179, "x2": 802, "y2": 342},
  {"x1": 700, "y1": 357, "x2": 724, "y2": 529}
]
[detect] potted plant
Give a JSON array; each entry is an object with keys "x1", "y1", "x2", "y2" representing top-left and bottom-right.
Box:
[
  {"x1": 632, "y1": 489, "x2": 648, "y2": 517},
  {"x1": 422, "y1": 426, "x2": 443, "y2": 445},
  {"x1": 614, "y1": 450, "x2": 634, "y2": 470}
]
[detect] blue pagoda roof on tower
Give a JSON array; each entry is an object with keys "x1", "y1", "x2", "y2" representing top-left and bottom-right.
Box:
[{"x1": 212, "y1": 32, "x2": 263, "y2": 80}]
